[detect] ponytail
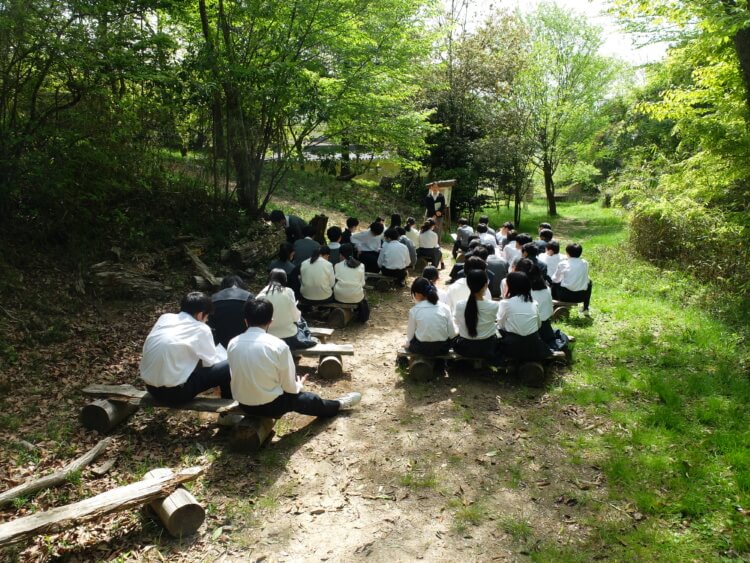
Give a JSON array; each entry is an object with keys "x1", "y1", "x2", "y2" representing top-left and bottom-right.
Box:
[
  {"x1": 420, "y1": 221, "x2": 433, "y2": 234},
  {"x1": 410, "y1": 277, "x2": 438, "y2": 305},
  {"x1": 267, "y1": 268, "x2": 288, "y2": 294},
  {"x1": 464, "y1": 269, "x2": 487, "y2": 337},
  {"x1": 506, "y1": 272, "x2": 533, "y2": 302},
  {"x1": 339, "y1": 243, "x2": 361, "y2": 269},
  {"x1": 309, "y1": 247, "x2": 321, "y2": 264}
]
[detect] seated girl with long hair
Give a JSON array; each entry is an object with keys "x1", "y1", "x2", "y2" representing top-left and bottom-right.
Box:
[
  {"x1": 453, "y1": 269, "x2": 501, "y2": 362},
  {"x1": 333, "y1": 243, "x2": 370, "y2": 322},
  {"x1": 496, "y1": 272, "x2": 554, "y2": 362},
  {"x1": 300, "y1": 245, "x2": 335, "y2": 304},
  {"x1": 416, "y1": 219, "x2": 442, "y2": 268},
  {"x1": 405, "y1": 277, "x2": 455, "y2": 357},
  {"x1": 257, "y1": 269, "x2": 318, "y2": 349},
  {"x1": 527, "y1": 263, "x2": 569, "y2": 352}
]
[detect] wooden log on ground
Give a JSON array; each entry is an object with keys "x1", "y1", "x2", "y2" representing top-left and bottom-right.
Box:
[
  {"x1": 0, "y1": 438, "x2": 112, "y2": 507},
  {"x1": 229, "y1": 417, "x2": 276, "y2": 453},
  {"x1": 551, "y1": 307, "x2": 570, "y2": 322},
  {"x1": 318, "y1": 356, "x2": 343, "y2": 379},
  {"x1": 328, "y1": 306, "x2": 353, "y2": 328},
  {"x1": 80, "y1": 399, "x2": 139, "y2": 434},
  {"x1": 409, "y1": 358, "x2": 436, "y2": 381},
  {"x1": 143, "y1": 469, "x2": 205, "y2": 537},
  {"x1": 183, "y1": 244, "x2": 219, "y2": 289},
  {"x1": 89, "y1": 262, "x2": 169, "y2": 298},
  {"x1": 517, "y1": 362, "x2": 546, "y2": 388},
  {"x1": 0, "y1": 466, "x2": 203, "y2": 548},
  {"x1": 193, "y1": 275, "x2": 212, "y2": 291}
]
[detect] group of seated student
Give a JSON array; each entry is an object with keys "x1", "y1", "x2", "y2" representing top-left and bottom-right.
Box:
[{"x1": 139, "y1": 288, "x2": 362, "y2": 424}]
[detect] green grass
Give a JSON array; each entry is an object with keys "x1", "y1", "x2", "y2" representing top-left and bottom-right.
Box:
[{"x1": 502, "y1": 201, "x2": 750, "y2": 559}]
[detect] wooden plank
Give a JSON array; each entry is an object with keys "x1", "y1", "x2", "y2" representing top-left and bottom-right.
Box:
[
  {"x1": 0, "y1": 466, "x2": 203, "y2": 548},
  {"x1": 308, "y1": 327, "x2": 334, "y2": 339},
  {"x1": 293, "y1": 344, "x2": 354, "y2": 357},
  {"x1": 310, "y1": 302, "x2": 358, "y2": 309},
  {"x1": 81, "y1": 386, "x2": 242, "y2": 414},
  {"x1": 0, "y1": 439, "x2": 112, "y2": 507},
  {"x1": 82, "y1": 384, "x2": 145, "y2": 399}
]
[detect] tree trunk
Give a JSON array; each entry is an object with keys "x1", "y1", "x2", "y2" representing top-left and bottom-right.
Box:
[
  {"x1": 340, "y1": 137, "x2": 351, "y2": 177},
  {"x1": 543, "y1": 158, "x2": 557, "y2": 216},
  {"x1": 733, "y1": 26, "x2": 750, "y2": 118}
]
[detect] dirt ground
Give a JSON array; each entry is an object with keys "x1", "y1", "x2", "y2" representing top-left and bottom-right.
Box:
[{"x1": 0, "y1": 245, "x2": 622, "y2": 562}]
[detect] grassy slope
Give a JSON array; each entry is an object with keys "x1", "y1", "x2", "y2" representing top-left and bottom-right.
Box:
[{"x1": 484, "y1": 202, "x2": 750, "y2": 560}]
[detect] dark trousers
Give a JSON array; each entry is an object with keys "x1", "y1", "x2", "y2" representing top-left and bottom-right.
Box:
[
  {"x1": 551, "y1": 280, "x2": 593, "y2": 310},
  {"x1": 357, "y1": 298, "x2": 370, "y2": 323},
  {"x1": 359, "y1": 251, "x2": 380, "y2": 273},
  {"x1": 146, "y1": 360, "x2": 231, "y2": 406},
  {"x1": 380, "y1": 267, "x2": 407, "y2": 283},
  {"x1": 453, "y1": 335, "x2": 499, "y2": 360},
  {"x1": 417, "y1": 247, "x2": 441, "y2": 267},
  {"x1": 240, "y1": 392, "x2": 340, "y2": 418},
  {"x1": 408, "y1": 337, "x2": 452, "y2": 357}
]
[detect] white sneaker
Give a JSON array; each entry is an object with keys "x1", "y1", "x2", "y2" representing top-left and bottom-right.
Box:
[
  {"x1": 336, "y1": 392, "x2": 362, "y2": 410},
  {"x1": 581, "y1": 308, "x2": 591, "y2": 317},
  {"x1": 217, "y1": 413, "x2": 244, "y2": 427}
]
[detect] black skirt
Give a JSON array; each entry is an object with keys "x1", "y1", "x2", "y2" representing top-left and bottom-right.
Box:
[{"x1": 498, "y1": 330, "x2": 553, "y2": 362}]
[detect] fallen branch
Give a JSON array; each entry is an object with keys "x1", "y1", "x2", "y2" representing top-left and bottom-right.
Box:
[
  {"x1": 0, "y1": 466, "x2": 203, "y2": 548},
  {"x1": 0, "y1": 438, "x2": 113, "y2": 507},
  {"x1": 183, "y1": 245, "x2": 219, "y2": 288}
]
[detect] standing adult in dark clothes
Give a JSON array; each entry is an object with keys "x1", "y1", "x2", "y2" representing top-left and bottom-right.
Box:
[
  {"x1": 422, "y1": 182, "x2": 447, "y2": 236},
  {"x1": 270, "y1": 209, "x2": 308, "y2": 243},
  {"x1": 292, "y1": 226, "x2": 321, "y2": 267},
  {"x1": 208, "y1": 276, "x2": 255, "y2": 349}
]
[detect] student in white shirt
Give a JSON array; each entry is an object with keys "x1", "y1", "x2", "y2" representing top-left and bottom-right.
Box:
[
  {"x1": 538, "y1": 240, "x2": 561, "y2": 277},
  {"x1": 476, "y1": 224, "x2": 497, "y2": 248},
  {"x1": 453, "y1": 270, "x2": 501, "y2": 361},
  {"x1": 497, "y1": 272, "x2": 553, "y2": 362},
  {"x1": 396, "y1": 226, "x2": 417, "y2": 268},
  {"x1": 351, "y1": 221, "x2": 384, "y2": 273},
  {"x1": 404, "y1": 217, "x2": 421, "y2": 249},
  {"x1": 405, "y1": 277, "x2": 456, "y2": 357},
  {"x1": 140, "y1": 292, "x2": 231, "y2": 406},
  {"x1": 528, "y1": 263, "x2": 570, "y2": 351},
  {"x1": 228, "y1": 299, "x2": 361, "y2": 419},
  {"x1": 452, "y1": 218, "x2": 474, "y2": 258},
  {"x1": 378, "y1": 228, "x2": 411, "y2": 285},
  {"x1": 551, "y1": 243, "x2": 592, "y2": 314},
  {"x1": 300, "y1": 246, "x2": 335, "y2": 303},
  {"x1": 503, "y1": 230, "x2": 520, "y2": 264},
  {"x1": 421, "y1": 266, "x2": 449, "y2": 306},
  {"x1": 445, "y1": 256, "x2": 492, "y2": 313},
  {"x1": 334, "y1": 244, "x2": 369, "y2": 322},
  {"x1": 417, "y1": 219, "x2": 442, "y2": 268},
  {"x1": 258, "y1": 269, "x2": 317, "y2": 350}
]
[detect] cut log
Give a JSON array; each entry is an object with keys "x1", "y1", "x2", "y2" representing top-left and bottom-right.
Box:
[
  {"x1": 89, "y1": 262, "x2": 169, "y2": 298},
  {"x1": 0, "y1": 466, "x2": 203, "y2": 548},
  {"x1": 80, "y1": 399, "x2": 138, "y2": 434},
  {"x1": 229, "y1": 417, "x2": 276, "y2": 453},
  {"x1": 0, "y1": 438, "x2": 112, "y2": 507},
  {"x1": 328, "y1": 307, "x2": 353, "y2": 328},
  {"x1": 517, "y1": 362, "x2": 546, "y2": 388},
  {"x1": 183, "y1": 244, "x2": 219, "y2": 289},
  {"x1": 409, "y1": 358, "x2": 435, "y2": 381},
  {"x1": 318, "y1": 356, "x2": 343, "y2": 379},
  {"x1": 143, "y1": 469, "x2": 205, "y2": 537}
]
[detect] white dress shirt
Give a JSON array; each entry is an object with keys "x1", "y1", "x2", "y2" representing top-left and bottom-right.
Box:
[
  {"x1": 455, "y1": 225, "x2": 474, "y2": 247},
  {"x1": 140, "y1": 312, "x2": 227, "y2": 387},
  {"x1": 445, "y1": 277, "x2": 493, "y2": 313},
  {"x1": 539, "y1": 253, "x2": 561, "y2": 274},
  {"x1": 300, "y1": 257, "x2": 335, "y2": 301},
  {"x1": 228, "y1": 327, "x2": 301, "y2": 406},
  {"x1": 334, "y1": 261, "x2": 366, "y2": 303},
  {"x1": 479, "y1": 233, "x2": 497, "y2": 247},
  {"x1": 551, "y1": 257, "x2": 590, "y2": 291},
  {"x1": 418, "y1": 229, "x2": 439, "y2": 249},
  {"x1": 406, "y1": 300, "x2": 456, "y2": 343},
  {"x1": 257, "y1": 285, "x2": 300, "y2": 339},
  {"x1": 497, "y1": 296, "x2": 541, "y2": 336},
  {"x1": 378, "y1": 240, "x2": 411, "y2": 270},
  {"x1": 454, "y1": 299, "x2": 500, "y2": 339},
  {"x1": 503, "y1": 244, "x2": 520, "y2": 264},
  {"x1": 351, "y1": 230, "x2": 383, "y2": 252},
  {"x1": 405, "y1": 227, "x2": 421, "y2": 248},
  {"x1": 531, "y1": 288, "x2": 554, "y2": 322}
]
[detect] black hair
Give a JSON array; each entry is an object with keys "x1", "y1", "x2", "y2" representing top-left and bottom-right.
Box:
[
  {"x1": 389, "y1": 214, "x2": 402, "y2": 228},
  {"x1": 479, "y1": 215, "x2": 490, "y2": 225},
  {"x1": 506, "y1": 230, "x2": 517, "y2": 243},
  {"x1": 410, "y1": 277, "x2": 438, "y2": 305},
  {"x1": 384, "y1": 227, "x2": 399, "y2": 241},
  {"x1": 269, "y1": 210, "x2": 285, "y2": 223},
  {"x1": 266, "y1": 268, "x2": 288, "y2": 293},
  {"x1": 370, "y1": 221, "x2": 385, "y2": 236},
  {"x1": 547, "y1": 241, "x2": 560, "y2": 254},
  {"x1": 468, "y1": 236, "x2": 480, "y2": 247},
  {"x1": 514, "y1": 258, "x2": 534, "y2": 275},
  {"x1": 539, "y1": 228, "x2": 553, "y2": 242},
  {"x1": 244, "y1": 297, "x2": 274, "y2": 326},
  {"x1": 339, "y1": 243, "x2": 361, "y2": 269},
  {"x1": 463, "y1": 256, "x2": 487, "y2": 273},
  {"x1": 320, "y1": 245, "x2": 331, "y2": 256},
  {"x1": 528, "y1": 264, "x2": 547, "y2": 291},
  {"x1": 375, "y1": 216, "x2": 385, "y2": 223},
  {"x1": 420, "y1": 220, "x2": 433, "y2": 234},
  {"x1": 476, "y1": 223, "x2": 488, "y2": 234},
  {"x1": 278, "y1": 242, "x2": 294, "y2": 262},
  {"x1": 473, "y1": 246, "x2": 489, "y2": 261},
  {"x1": 220, "y1": 275, "x2": 248, "y2": 290},
  {"x1": 522, "y1": 242, "x2": 538, "y2": 258},
  {"x1": 503, "y1": 221, "x2": 514, "y2": 230},
  {"x1": 396, "y1": 226, "x2": 406, "y2": 236},
  {"x1": 483, "y1": 244, "x2": 496, "y2": 256},
  {"x1": 310, "y1": 246, "x2": 322, "y2": 264},
  {"x1": 327, "y1": 225, "x2": 342, "y2": 242},
  {"x1": 516, "y1": 233, "x2": 533, "y2": 246},
  {"x1": 302, "y1": 225, "x2": 316, "y2": 238},
  {"x1": 346, "y1": 217, "x2": 359, "y2": 229},
  {"x1": 464, "y1": 269, "x2": 488, "y2": 337},
  {"x1": 406, "y1": 217, "x2": 417, "y2": 230},
  {"x1": 567, "y1": 243, "x2": 583, "y2": 258},
  {"x1": 180, "y1": 292, "x2": 214, "y2": 316},
  {"x1": 458, "y1": 218, "x2": 469, "y2": 226},
  {"x1": 506, "y1": 272, "x2": 533, "y2": 302},
  {"x1": 422, "y1": 265, "x2": 439, "y2": 282},
  {"x1": 539, "y1": 222, "x2": 552, "y2": 231}
]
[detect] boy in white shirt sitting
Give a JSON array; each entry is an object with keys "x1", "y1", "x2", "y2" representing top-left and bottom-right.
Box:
[
  {"x1": 228, "y1": 299, "x2": 361, "y2": 418},
  {"x1": 452, "y1": 218, "x2": 474, "y2": 259},
  {"x1": 538, "y1": 240, "x2": 561, "y2": 276},
  {"x1": 378, "y1": 228, "x2": 411, "y2": 285},
  {"x1": 140, "y1": 292, "x2": 231, "y2": 406},
  {"x1": 550, "y1": 243, "x2": 593, "y2": 315}
]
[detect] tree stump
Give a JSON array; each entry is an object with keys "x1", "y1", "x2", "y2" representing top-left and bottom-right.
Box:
[
  {"x1": 409, "y1": 358, "x2": 435, "y2": 381},
  {"x1": 328, "y1": 307, "x2": 353, "y2": 329},
  {"x1": 517, "y1": 362, "x2": 546, "y2": 388},
  {"x1": 229, "y1": 417, "x2": 276, "y2": 453},
  {"x1": 143, "y1": 468, "x2": 205, "y2": 538},
  {"x1": 80, "y1": 400, "x2": 138, "y2": 433},
  {"x1": 318, "y1": 355, "x2": 343, "y2": 379}
]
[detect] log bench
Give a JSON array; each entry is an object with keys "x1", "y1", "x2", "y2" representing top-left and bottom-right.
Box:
[
  {"x1": 365, "y1": 272, "x2": 400, "y2": 291},
  {"x1": 80, "y1": 384, "x2": 274, "y2": 451},
  {"x1": 551, "y1": 300, "x2": 582, "y2": 321},
  {"x1": 309, "y1": 327, "x2": 334, "y2": 342},
  {"x1": 292, "y1": 343, "x2": 354, "y2": 379},
  {"x1": 307, "y1": 302, "x2": 359, "y2": 328},
  {"x1": 396, "y1": 348, "x2": 567, "y2": 387}
]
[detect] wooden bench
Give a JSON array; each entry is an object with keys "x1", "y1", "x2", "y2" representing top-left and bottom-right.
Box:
[
  {"x1": 396, "y1": 348, "x2": 567, "y2": 387},
  {"x1": 80, "y1": 384, "x2": 274, "y2": 451},
  {"x1": 307, "y1": 302, "x2": 359, "y2": 328},
  {"x1": 309, "y1": 327, "x2": 334, "y2": 342},
  {"x1": 365, "y1": 272, "x2": 400, "y2": 291},
  {"x1": 292, "y1": 343, "x2": 354, "y2": 379},
  {"x1": 551, "y1": 300, "x2": 582, "y2": 321}
]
